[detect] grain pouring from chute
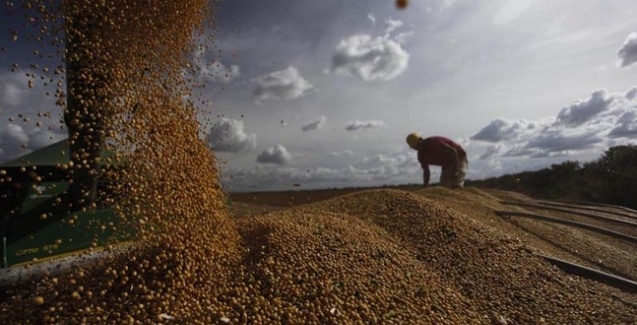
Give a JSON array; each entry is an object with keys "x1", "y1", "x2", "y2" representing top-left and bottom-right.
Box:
[
  {"x1": 5, "y1": 0, "x2": 236, "y2": 234},
  {"x1": 2, "y1": 1, "x2": 239, "y2": 322}
]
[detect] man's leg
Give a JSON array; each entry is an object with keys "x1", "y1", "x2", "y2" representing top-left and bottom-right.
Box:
[
  {"x1": 453, "y1": 157, "x2": 468, "y2": 188},
  {"x1": 440, "y1": 166, "x2": 454, "y2": 188}
]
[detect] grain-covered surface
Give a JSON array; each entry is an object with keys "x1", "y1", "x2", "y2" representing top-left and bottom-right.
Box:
[
  {"x1": 419, "y1": 187, "x2": 637, "y2": 281},
  {"x1": 3, "y1": 186, "x2": 636, "y2": 324}
]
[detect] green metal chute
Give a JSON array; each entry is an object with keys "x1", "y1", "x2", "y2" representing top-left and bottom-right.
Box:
[{"x1": 1, "y1": 139, "x2": 129, "y2": 268}]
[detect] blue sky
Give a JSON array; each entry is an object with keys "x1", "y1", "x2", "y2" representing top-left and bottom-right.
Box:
[{"x1": 1, "y1": 0, "x2": 637, "y2": 191}]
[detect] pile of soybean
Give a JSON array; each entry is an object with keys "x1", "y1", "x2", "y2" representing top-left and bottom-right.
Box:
[{"x1": 5, "y1": 189, "x2": 637, "y2": 324}]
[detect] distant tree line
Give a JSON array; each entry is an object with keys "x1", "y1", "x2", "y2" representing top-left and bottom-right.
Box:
[{"x1": 467, "y1": 145, "x2": 637, "y2": 209}]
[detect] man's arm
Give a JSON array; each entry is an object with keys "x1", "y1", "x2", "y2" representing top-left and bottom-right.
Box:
[{"x1": 423, "y1": 165, "x2": 430, "y2": 187}]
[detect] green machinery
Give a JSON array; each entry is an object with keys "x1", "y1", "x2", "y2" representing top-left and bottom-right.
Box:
[{"x1": 0, "y1": 140, "x2": 129, "y2": 268}]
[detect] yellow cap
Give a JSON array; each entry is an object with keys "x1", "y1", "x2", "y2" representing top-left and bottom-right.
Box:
[{"x1": 406, "y1": 133, "x2": 421, "y2": 149}]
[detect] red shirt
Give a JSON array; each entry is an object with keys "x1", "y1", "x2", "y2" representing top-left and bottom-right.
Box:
[{"x1": 417, "y1": 136, "x2": 466, "y2": 168}]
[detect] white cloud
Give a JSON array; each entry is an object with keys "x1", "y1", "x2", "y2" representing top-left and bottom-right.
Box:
[
  {"x1": 345, "y1": 120, "x2": 387, "y2": 131},
  {"x1": 522, "y1": 129, "x2": 604, "y2": 155},
  {"x1": 478, "y1": 145, "x2": 500, "y2": 160},
  {"x1": 193, "y1": 46, "x2": 241, "y2": 84},
  {"x1": 1, "y1": 83, "x2": 23, "y2": 107},
  {"x1": 617, "y1": 32, "x2": 637, "y2": 68},
  {"x1": 301, "y1": 116, "x2": 327, "y2": 132},
  {"x1": 394, "y1": 31, "x2": 415, "y2": 44},
  {"x1": 608, "y1": 110, "x2": 637, "y2": 138},
  {"x1": 367, "y1": 13, "x2": 376, "y2": 26},
  {"x1": 555, "y1": 90, "x2": 613, "y2": 127},
  {"x1": 207, "y1": 118, "x2": 257, "y2": 152},
  {"x1": 470, "y1": 118, "x2": 536, "y2": 142},
  {"x1": 0, "y1": 123, "x2": 66, "y2": 162},
  {"x1": 370, "y1": 152, "x2": 413, "y2": 168},
  {"x1": 473, "y1": 120, "x2": 607, "y2": 158},
  {"x1": 442, "y1": 0, "x2": 460, "y2": 9},
  {"x1": 626, "y1": 87, "x2": 637, "y2": 100},
  {"x1": 0, "y1": 73, "x2": 28, "y2": 108},
  {"x1": 470, "y1": 88, "x2": 637, "y2": 161},
  {"x1": 27, "y1": 127, "x2": 66, "y2": 149},
  {"x1": 252, "y1": 66, "x2": 313, "y2": 101},
  {"x1": 1, "y1": 123, "x2": 29, "y2": 146},
  {"x1": 329, "y1": 150, "x2": 354, "y2": 157},
  {"x1": 385, "y1": 18, "x2": 404, "y2": 35},
  {"x1": 201, "y1": 60, "x2": 241, "y2": 83},
  {"x1": 330, "y1": 21, "x2": 410, "y2": 82},
  {"x1": 493, "y1": 0, "x2": 531, "y2": 26},
  {"x1": 256, "y1": 144, "x2": 293, "y2": 165}
]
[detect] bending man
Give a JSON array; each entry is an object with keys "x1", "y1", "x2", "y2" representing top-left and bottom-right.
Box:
[{"x1": 406, "y1": 133, "x2": 468, "y2": 188}]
